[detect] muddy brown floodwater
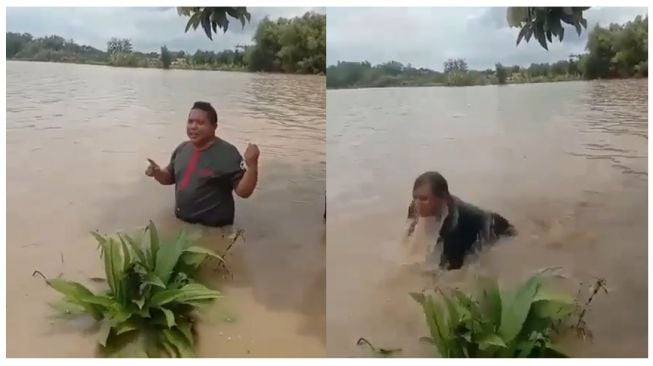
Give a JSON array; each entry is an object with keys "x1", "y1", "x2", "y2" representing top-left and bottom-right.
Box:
[
  {"x1": 6, "y1": 61, "x2": 326, "y2": 357},
  {"x1": 327, "y1": 80, "x2": 647, "y2": 357}
]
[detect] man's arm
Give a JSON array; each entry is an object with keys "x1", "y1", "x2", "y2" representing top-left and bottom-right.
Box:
[
  {"x1": 146, "y1": 159, "x2": 174, "y2": 185},
  {"x1": 233, "y1": 143, "x2": 260, "y2": 199},
  {"x1": 152, "y1": 165, "x2": 175, "y2": 185},
  {"x1": 234, "y1": 164, "x2": 258, "y2": 198}
]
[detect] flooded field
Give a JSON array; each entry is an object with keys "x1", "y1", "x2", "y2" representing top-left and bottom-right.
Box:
[
  {"x1": 6, "y1": 61, "x2": 326, "y2": 357},
  {"x1": 326, "y1": 80, "x2": 648, "y2": 357}
]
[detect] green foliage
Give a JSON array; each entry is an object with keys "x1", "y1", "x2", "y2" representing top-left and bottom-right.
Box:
[
  {"x1": 7, "y1": 11, "x2": 324, "y2": 75},
  {"x1": 327, "y1": 13, "x2": 645, "y2": 89},
  {"x1": 35, "y1": 221, "x2": 224, "y2": 357},
  {"x1": 411, "y1": 274, "x2": 580, "y2": 358},
  {"x1": 244, "y1": 12, "x2": 326, "y2": 74},
  {"x1": 161, "y1": 46, "x2": 172, "y2": 69},
  {"x1": 495, "y1": 63, "x2": 508, "y2": 84},
  {"x1": 508, "y1": 7, "x2": 590, "y2": 50},
  {"x1": 581, "y1": 15, "x2": 648, "y2": 79},
  {"x1": 444, "y1": 59, "x2": 468, "y2": 73},
  {"x1": 178, "y1": 7, "x2": 251, "y2": 39},
  {"x1": 107, "y1": 38, "x2": 133, "y2": 54},
  {"x1": 7, "y1": 32, "x2": 107, "y2": 64}
]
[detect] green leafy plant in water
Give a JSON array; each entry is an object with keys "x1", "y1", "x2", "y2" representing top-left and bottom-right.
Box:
[
  {"x1": 34, "y1": 221, "x2": 225, "y2": 357},
  {"x1": 411, "y1": 272, "x2": 599, "y2": 358}
]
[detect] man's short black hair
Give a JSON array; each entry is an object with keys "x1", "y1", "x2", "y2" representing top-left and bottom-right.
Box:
[
  {"x1": 413, "y1": 171, "x2": 449, "y2": 198},
  {"x1": 191, "y1": 101, "x2": 218, "y2": 125}
]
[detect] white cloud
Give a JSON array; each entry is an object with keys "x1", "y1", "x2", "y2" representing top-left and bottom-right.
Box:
[
  {"x1": 6, "y1": 7, "x2": 325, "y2": 53},
  {"x1": 327, "y1": 7, "x2": 648, "y2": 70}
]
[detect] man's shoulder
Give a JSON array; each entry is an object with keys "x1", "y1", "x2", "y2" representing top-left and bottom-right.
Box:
[
  {"x1": 207, "y1": 138, "x2": 243, "y2": 167},
  {"x1": 174, "y1": 140, "x2": 192, "y2": 152},
  {"x1": 213, "y1": 138, "x2": 239, "y2": 153},
  {"x1": 453, "y1": 196, "x2": 489, "y2": 220}
]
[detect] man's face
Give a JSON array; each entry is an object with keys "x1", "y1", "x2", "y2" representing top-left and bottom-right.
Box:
[
  {"x1": 187, "y1": 109, "x2": 216, "y2": 144},
  {"x1": 412, "y1": 182, "x2": 444, "y2": 218}
]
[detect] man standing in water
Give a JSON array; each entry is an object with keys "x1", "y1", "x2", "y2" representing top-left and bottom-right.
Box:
[
  {"x1": 407, "y1": 171, "x2": 516, "y2": 270},
  {"x1": 146, "y1": 101, "x2": 259, "y2": 227}
]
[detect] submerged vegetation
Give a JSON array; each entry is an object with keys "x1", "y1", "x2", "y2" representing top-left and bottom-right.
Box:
[
  {"x1": 6, "y1": 11, "x2": 325, "y2": 75},
  {"x1": 34, "y1": 221, "x2": 227, "y2": 357},
  {"x1": 356, "y1": 271, "x2": 606, "y2": 358},
  {"x1": 409, "y1": 272, "x2": 606, "y2": 358},
  {"x1": 326, "y1": 14, "x2": 647, "y2": 89}
]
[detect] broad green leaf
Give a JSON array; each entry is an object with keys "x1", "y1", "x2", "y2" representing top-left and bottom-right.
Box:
[
  {"x1": 78, "y1": 294, "x2": 117, "y2": 311},
  {"x1": 115, "y1": 321, "x2": 138, "y2": 335},
  {"x1": 477, "y1": 276, "x2": 502, "y2": 326},
  {"x1": 48, "y1": 299, "x2": 86, "y2": 317},
  {"x1": 42, "y1": 277, "x2": 102, "y2": 320},
  {"x1": 119, "y1": 236, "x2": 132, "y2": 271},
  {"x1": 451, "y1": 288, "x2": 482, "y2": 321},
  {"x1": 44, "y1": 277, "x2": 95, "y2": 298},
  {"x1": 531, "y1": 300, "x2": 575, "y2": 321},
  {"x1": 98, "y1": 320, "x2": 112, "y2": 347},
  {"x1": 154, "y1": 230, "x2": 188, "y2": 284},
  {"x1": 160, "y1": 308, "x2": 177, "y2": 328},
  {"x1": 499, "y1": 275, "x2": 540, "y2": 343},
  {"x1": 178, "y1": 252, "x2": 208, "y2": 272},
  {"x1": 90, "y1": 231, "x2": 108, "y2": 256},
  {"x1": 150, "y1": 283, "x2": 221, "y2": 307},
  {"x1": 439, "y1": 290, "x2": 461, "y2": 328},
  {"x1": 147, "y1": 220, "x2": 160, "y2": 270},
  {"x1": 177, "y1": 321, "x2": 194, "y2": 346},
  {"x1": 532, "y1": 284, "x2": 574, "y2": 304},
  {"x1": 103, "y1": 238, "x2": 124, "y2": 299},
  {"x1": 423, "y1": 295, "x2": 449, "y2": 356},
  {"x1": 160, "y1": 338, "x2": 179, "y2": 357},
  {"x1": 477, "y1": 334, "x2": 507, "y2": 350},
  {"x1": 162, "y1": 328, "x2": 194, "y2": 357},
  {"x1": 143, "y1": 273, "x2": 166, "y2": 289},
  {"x1": 184, "y1": 245, "x2": 225, "y2": 263},
  {"x1": 120, "y1": 233, "x2": 147, "y2": 265}
]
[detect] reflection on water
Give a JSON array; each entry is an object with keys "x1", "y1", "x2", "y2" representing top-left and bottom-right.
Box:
[
  {"x1": 327, "y1": 79, "x2": 647, "y2": 357},
  {"x1": 6, "y1": 61, "x2": 325, "y2": 357}
]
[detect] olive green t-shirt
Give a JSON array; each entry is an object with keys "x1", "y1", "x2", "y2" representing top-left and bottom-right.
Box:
[{"x1": 169, "y1": 138, "x2": 245, "y2": 227}]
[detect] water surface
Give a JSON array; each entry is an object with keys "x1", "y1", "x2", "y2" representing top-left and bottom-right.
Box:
[
  {"x1": 326, "y1": 80, "x2": 647, "y2": 357},
  {"x1": 6, "y1": 61, "x2": 326, "y2": 357}
]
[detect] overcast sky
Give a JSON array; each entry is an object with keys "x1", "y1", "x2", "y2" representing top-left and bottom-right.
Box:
[
  {"x1": 327, "y1": 7, "x2": 648, "y2": 70},
  {"x1": 6, "y1": 7, "x2": 325, "y2": 53}
]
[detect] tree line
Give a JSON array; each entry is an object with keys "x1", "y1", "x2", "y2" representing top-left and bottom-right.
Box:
[
  {"x1": 6, "y1": 12, "x2": 325, "y2": 75},
  {"x1": 327, "y1": 14, "x2": 647, "y2": 89}
]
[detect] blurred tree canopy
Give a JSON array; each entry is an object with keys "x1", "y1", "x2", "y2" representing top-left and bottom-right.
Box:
[
  {"x1": 326, "y1": 13, "x2": 646, "y2": 89},
  {"x1": 177, "y1": 7, "x2": 251, "y2": 40},
  {"x1": 6, "y1": 10, "x2": 325, "y2": 75},
  {"x1": 508, "y1": 7, "x2": 590, "y2": 50}
]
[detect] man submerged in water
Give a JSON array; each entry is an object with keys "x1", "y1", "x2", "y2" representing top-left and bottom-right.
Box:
[
  {"x1": 146, "y1": 101, "x2": 259, "y2": 227},
  {"x1": 406, "y1": 171, "x2": 516, "y2": 270}
]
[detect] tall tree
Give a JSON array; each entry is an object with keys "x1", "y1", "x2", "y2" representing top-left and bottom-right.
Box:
[
  {"x1": 495, "y1": 63, "x2": 508, "y2": 84},
  {"x1": 161, "y1": 45, "x2": 171, "y2": 69}
]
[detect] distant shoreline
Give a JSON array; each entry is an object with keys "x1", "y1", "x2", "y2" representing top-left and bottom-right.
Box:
[
  {"x1": 326, "y1": 76, "x2": 645, "y2": 90},
  {"x1": 6, "y1": 58, "x2": 325, "y2": 77}
]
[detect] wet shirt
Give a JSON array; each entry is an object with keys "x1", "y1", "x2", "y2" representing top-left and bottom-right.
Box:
[{"x1": 169, "y1": 139, "x2": 245, "y2": 227}]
